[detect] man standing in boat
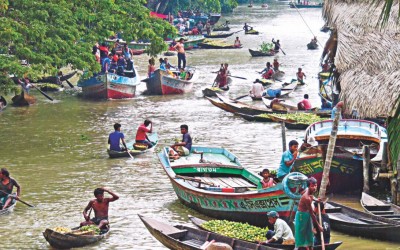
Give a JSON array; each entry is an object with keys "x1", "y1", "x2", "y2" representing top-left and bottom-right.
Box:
[
  {"x1": 174, "y1": 38, "x2": 186, "y2": 70},
  {"x1": 295, "y1": 177, "x2": 323, "y2": 250},
  {"x1": 277, "y1": 140, "x2": 298, "y2": 181},
  {"x1": 135, "y1": 119, "x2": 154, "y2": 149},
  {"x1": 108, "y1": 123, "x2": 127, "y2": 152},
  {"x1": 80, "y1": 187, "x2": 119, "y2": 230},
  {"x1": 0, "y1": 168, "x2": 21, "y2": 210}
]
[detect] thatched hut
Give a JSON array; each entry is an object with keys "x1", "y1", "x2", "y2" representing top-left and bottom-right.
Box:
[{"x1": 322, "y1": 0, "x2": 400, "y2": 201}]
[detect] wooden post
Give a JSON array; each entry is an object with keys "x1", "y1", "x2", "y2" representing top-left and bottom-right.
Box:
[
  {"x1": 363, "y1": 145, "x2": 370, "y2": 194},
  {"x1": 318, "y1": 106, "x2": 341, "y2": 199},
  {"x1": 396, "y1": 154, "x2": 400, "y2": 205},
  {"x1": 381, "y1": 142, "x2": 388, "y2": 172},
  {"x1": 281, "y1": 121, "x2": 287, "y2": 152}
]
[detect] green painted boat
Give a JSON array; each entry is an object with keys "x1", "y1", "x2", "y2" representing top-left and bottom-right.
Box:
[
  {"x1": 107, "y1": 133, "x2": 159, "y2": 158},
  {"x1": 158, "y1": 146, "x2": 308, "y2": 227}
]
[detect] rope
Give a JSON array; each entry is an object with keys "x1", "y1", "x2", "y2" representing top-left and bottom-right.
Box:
[{"x1": 292, "y1": 3, "x2": 324, "y2": 48}]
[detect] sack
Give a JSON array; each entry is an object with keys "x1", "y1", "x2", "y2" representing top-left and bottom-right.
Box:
[
  {"x1": 133, "y1": 143, "x2": 148, "y2": 151},
  {"x1": 266, "y1": 89, "x2": 281, "y2": 98}
]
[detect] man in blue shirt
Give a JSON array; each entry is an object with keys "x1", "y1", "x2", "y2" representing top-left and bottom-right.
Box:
[
  {"x1": 108, "y1": 123, "x2": 127, "y2": 152},
  {"x1": 277, "y1": 140, "x2": 299, "y2": 180},
  {"x1": 331, "y1": 101, "x2": 344, "y2": 119},
  {"x1": 171, "y1": 124, "x2": 192, "y2": 156}
]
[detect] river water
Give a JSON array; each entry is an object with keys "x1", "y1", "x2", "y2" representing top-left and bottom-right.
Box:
[{"x1": 0, "y1": 3, "x2": 398, "y2": 249}]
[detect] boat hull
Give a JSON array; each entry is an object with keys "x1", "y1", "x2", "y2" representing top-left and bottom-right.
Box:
[
  {"x1": 43, "y1": 228, "x2": 109, "y2": 249},
  {"x1": 249, "y1": 49, "x2": 274, "y2": 57},
  {"x1": 12, "y1": 91, "x2": 36, "y2": 106},
  {"x1": 78, "y1": 71, "x2": 140, "y2": 99},
  {"x1": 146, "y1": 69, "x2": 196, "y2": 95},
  {"x1": 107, "y1": 133, "x2": 159, "y2": 158}
]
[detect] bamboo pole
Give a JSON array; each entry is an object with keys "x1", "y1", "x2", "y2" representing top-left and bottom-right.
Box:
[
  {"x1": 281, "y1": 121, "x2": 287, "y2": 152},
  {"x1": 362, "y1": 145, "x2": 370, "y2": 193},
  {"x1": 318, "y1": 107, "x2": 341, "y2": 199}
]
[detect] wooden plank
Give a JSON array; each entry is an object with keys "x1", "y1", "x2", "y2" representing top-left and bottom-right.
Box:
[
  {"x1": 216, "y1": 177, "x2": 238, "y2": 188},
  {"x1": 231, "y1": 177, "x2": 257, "y2": 187},
  {"x1": 201, "y1": 177, "x2": 226, "y2": 187},
  {"x1": 227, "y1": 177, "x2": 247, "y2": 187}
]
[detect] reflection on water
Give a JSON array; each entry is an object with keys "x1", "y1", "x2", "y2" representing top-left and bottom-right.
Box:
[{"x1": 0, "y1": 3, "x2": 398, "y2": 249}]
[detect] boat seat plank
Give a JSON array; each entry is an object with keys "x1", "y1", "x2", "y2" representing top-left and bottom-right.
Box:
[
  {"x1": 372, "y1": 210, "x2": 394, "y2": 215},
  {"x1": 182, "y1": 239, "x2": 204, "y2": 248},
  {"x1": 229, "y1": 177, "x2": 257, "y2": 188},
  {"x1": 200, "y1": 177, "x2": 227, "y2": 187},
  {"x1": 214, "y1": 177, "x2": 237, "y2": 187}
]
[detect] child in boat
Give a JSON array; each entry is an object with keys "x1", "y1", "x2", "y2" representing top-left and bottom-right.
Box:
[
  {"x1": 259, "y1": 168, "x2": 276, "y2": 189},
  {"x1": 313, "y1": 201, "x2": 331, "y2": 246}
]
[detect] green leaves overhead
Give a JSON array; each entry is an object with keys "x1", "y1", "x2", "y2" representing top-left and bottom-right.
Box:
[{"x1": 0, "y1": 0, "x2": 175, "y2": 93}]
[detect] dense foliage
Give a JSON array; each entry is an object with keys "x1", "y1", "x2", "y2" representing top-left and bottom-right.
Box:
[
  {"x1": 0, "y1": 0, "x2": 176, "y2": 94},
  {"x1": 148, "y1": 0, "x2": 238, "y2": 15}
]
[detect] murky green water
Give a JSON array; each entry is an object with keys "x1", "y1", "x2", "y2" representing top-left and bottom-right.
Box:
[{"x1": 1, "y1": 3, "x2": 399, "y2": 249}]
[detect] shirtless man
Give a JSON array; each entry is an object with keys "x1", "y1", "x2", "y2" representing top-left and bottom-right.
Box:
[
  {"x1": 295, "y1": 177, "x2": 323, "y2": 250},
  {"x1": 80, "y1": 187, "x2": 119, "y2": 229},
  {"x1": 174, "y1": 38, "x2": 186, "y2": 69}
]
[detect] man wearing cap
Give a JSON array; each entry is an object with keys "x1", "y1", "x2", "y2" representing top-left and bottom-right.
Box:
[
  {"x1": 295, "y1": 177, "x2": 323, "y2": 250},
  {"x1": 265, "y1": 211, "x2": 294, "y2": 244}
]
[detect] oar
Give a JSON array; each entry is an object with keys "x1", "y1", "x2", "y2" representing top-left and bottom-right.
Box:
[
  {"x1": 126, "y1": 149, "x2": 134, "y2": 160},
  {"x1": 234, "y1": 94, "x2": 249, "y2": 101},
  {"x1": 229, "y1": 75, "x2": 247, "y2": 80},
  {"x1": 317, "y1": 202, "x2": 325, "y2": 250},
  {"x1": 65, "y1": 79, "x2": 75, "y2": 88},
  {"x1": 279, "y1": 47, "x2": 286, "y2": 55},
  {"x1": 31, "y1": 84, "x2": 54, "y2": 101},
  {"x1": 0, "y1": 190, "x2": 34, "y2": 208},
  {"x1": 233, "y1": 30, "x2": 243, "y2": 34}
]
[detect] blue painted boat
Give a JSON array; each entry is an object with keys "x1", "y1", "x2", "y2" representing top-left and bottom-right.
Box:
[
  {"x1": 158, "y1": 146, "x2": 309, "y2": 226},
  {"x1": 107, "y1": 133, "x2": 159, "y2": 158},
  {"x1": 77, "y1": 69, "x2": 140, "y2": 99},
  {"x1": 294, "y1": 119, "x2": 386, "y2": 193}
]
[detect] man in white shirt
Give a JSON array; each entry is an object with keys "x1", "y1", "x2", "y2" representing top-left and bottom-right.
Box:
[
  {"x1": 249, "y1": 79, "x2": 265, "y2": 99},
  {"x1": 265, "y1": 211, "x2": 294, "y2": 244}
]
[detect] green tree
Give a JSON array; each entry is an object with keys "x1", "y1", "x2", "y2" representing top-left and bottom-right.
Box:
[{"x1": 0, "y1": 0, "x2": 176, "y2": 94}]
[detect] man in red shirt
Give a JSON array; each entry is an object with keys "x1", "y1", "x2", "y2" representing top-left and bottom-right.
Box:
[
  {"x1": 135, "y1": 120, "x2": 154, "y2": 148},
  {"x1": 298, "y1": 94, "x2": 312, "y2": 110}
]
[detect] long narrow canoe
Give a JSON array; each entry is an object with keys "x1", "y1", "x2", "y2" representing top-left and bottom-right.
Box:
[
  {"x1": 34, "y1": 71, "x2": 77, "y2": 84},
  {"x1": 0, "y1": 199, "x2": 16, "y2": 215},
  {"x1": 189, "y1": 216, "x2": 343, "y2": 250},
  {"x1": 361, "y1": 192, "x2": 400, "y2": 222},
  {"x1": 43, "y1": 227, "x2": 110, "y2": 249},
  {"x1": 12, "y1": 91, "x2": 36, "y2": 106},
  {"x1": 204, "y1": 32, "x2": 234, "y2": 38},
  {"x1": 249, "y1": 49, "x2": 275, "y2": 57},
  {"x1": 158, "y1": 145, "x2": 309, "y2": 226},
  {"x1": 139, "y1": 214, "x2": 281, "y2": 250},
  {"x1": 326, "y1": 201, "x2": 400, "y2": 242},
  {"x1": 107, "y1": 133, "x2": 158, "y2": 158},
  {"x1": 262, "y1": 82, "x2": 297, "y2": 99}
]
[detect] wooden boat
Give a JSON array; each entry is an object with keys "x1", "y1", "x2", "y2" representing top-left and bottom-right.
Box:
[
  {"x1": 199, "y1": 42, "x2": 242, "y2": 49},
  {"x1": 189, "y1": 216, "x2": 343, "y2": 250},
  {"x1": 202, "y1": 86, "x2": 229, "y2": 97},
  {"x1": 261, "y1": 4, "x2": 269, "y2": 8},
  {"x1": 158, "y1": 145, "x2": 309, "y2": 226},
  {"x1": 284, "y1": 122, "x2": 309, "y2": 130},
  {"x1": 307, "y1": 42, "x2": 318, "y2": 50},
  {"x1": 144, "y1": 68, "x2": 197, "y2": 95},
  {"x1": 43, "y1": 227, "x2": 110, "y2": 249},
  {"x1": 34, "y1": 71, "x2": 77, "y2": 84},
  {"x1": 249, "y1": 49, "x2": 275, "y2": 57},
  {"x1": 213, "y1": 25, "x2": 230, "y2": 32},
  {"x1": 169, "y1": 35, "x2": 205, "y2": 49},
  {"x1": 207, "y1": 93, "x2": 276, "y2": 116},
  {"x1": 139, "y1": 214, "x2": 282, "y2": 250},
  {"x1": 326, "y1": 201, "x2": 400, "y2": 242},
  {"x1": 0, "y1": 198, "x2": 16, "y2": 215},
  {"x1": 38, "y1": 83, "x2": 64, "y2": 92},
  {"x1": 361, "y1": 192, "x2": 400, "y2": 221},
  {"x1": 236, "y1": 113, "x2": 275, "y2": 122},
  {"x1": 272, "y1": 71, "x2": 285, "y2": 81},
  {"x1": 164, "y1": 51, "x2": 177, "y2": 56},
  {"x1": 293, "y1": 119, "x2": 386, "y2": 193},
  {"x1": 107, "y1": 133, "x2": 159, "y2": 158},
  {"x1": 262, "y1": 82, "x2": 297, "y2": 99},
  {"x1": 289, "y1": 2, "x2": 323, "y2": 8},
  {"x1": 77, "y1": 69, "x2": 140, "y2": 99},
  {"x1": 131, "y1": 49, "x2": 145, "y2": 55},
  {"x1": 128, "y1": 41, "x2": 151, "y2": 50},
  {"x1": 12, "y1": 91, "x2": 36, "y2": 106},
  {"x1": 245, "y1": 30, "x2": 259, "y2": 35},
  {"x1": 0, "y1": 96, "x2": 7, "y2": 112},
  {"x1": 204, "y1": 32, "x2": 234, "y2": 38}
]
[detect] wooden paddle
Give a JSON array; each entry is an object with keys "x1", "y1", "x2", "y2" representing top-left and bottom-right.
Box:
[
  {"x1": 126, "y1": 148, "x2": 134, "y2": 160},
  {"x1": 65, "y1": 79, "x2": 75, "y2": 88},
  {"x1": 229, "y1": 75, "x2": 247, "y2": 80},
  {"x1": 234, "y1": 94, "x2": 249, "y2": 101},
  {"x1": 0, "y1": 190, "x2": 34, "y2": 208},
  {"x1": 317, "y1": 202, "x2": 325, "y2": 250},
  {"x1": 31, "y1": 84, "x2": 54, "y2": 101},
  {"x1": 279, "y1": 47, "x2": 286, "y2": 55}
]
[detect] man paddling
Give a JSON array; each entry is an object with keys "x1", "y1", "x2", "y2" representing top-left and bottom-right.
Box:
[
  {"x1": 80, "y1": 187, "x2": 119, "y2": 230},
  {"x1": 295, "y1": 177, "x2": 323, "y2": 250},
  {"x1": 0, "y1": 168, "x2": 21, "y2": 210},
  {"x1": 135, "y1": 119, "x2": 154, "y2": 149},
  {"x1": 108, "y1": 123, "x2": 127, "y2": 152}
]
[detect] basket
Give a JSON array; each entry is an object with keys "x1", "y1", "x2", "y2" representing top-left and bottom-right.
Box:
[{"x1": 133, "y1": 143, "x2": 148, "y2": 151}]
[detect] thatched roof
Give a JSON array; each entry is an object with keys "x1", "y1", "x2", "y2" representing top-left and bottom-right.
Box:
[{"x1": 323, "y1": 0, "x2": 400, "y2": 118}]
